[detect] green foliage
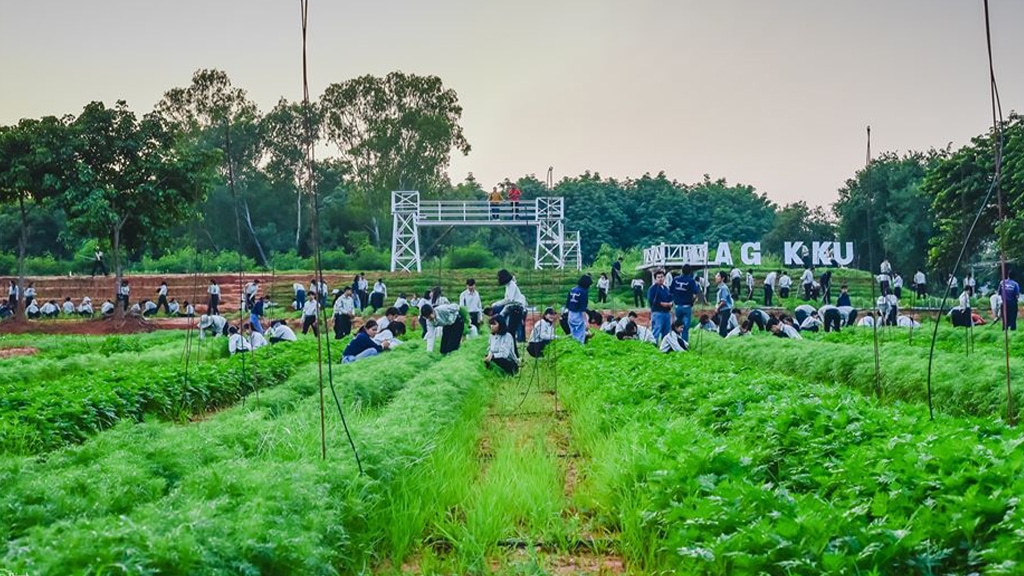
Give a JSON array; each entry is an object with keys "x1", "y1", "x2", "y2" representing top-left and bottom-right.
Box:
[{"x1": 446, "y1": 242, "x2": 498, "y2": 269}]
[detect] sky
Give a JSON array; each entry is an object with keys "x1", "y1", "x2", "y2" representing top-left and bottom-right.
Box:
[{"x1": 2, "y1": 0, "x2": 1022, "y2": 209}]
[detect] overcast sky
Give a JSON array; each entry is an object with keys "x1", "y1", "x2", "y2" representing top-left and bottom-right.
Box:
[{"x1": 2, "y1": 0, "x2": 1022, "y2": 208}]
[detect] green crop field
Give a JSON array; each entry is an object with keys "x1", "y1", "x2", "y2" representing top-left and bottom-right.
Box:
[{"x1": 1, "y1": 318, "x2": 1022, "y2": 575}]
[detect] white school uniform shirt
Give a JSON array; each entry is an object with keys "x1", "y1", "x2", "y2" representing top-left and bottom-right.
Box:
[
  {"x1": 25, "y1": 303, "x2": 40, "y2": 316},
  {"x1": 779, "y1": 275, "x2": 792, "y2": 289},
  {"x1": 857, "y1": 315, "x2": 875, "y2": 327},
  {"x1": 965, "y1": 276, "x2": 976, "y2": 288},
  {"x1": 764, "y1": 271, "x2": 777, "y2": 288},
  {"x1": 660, "y1": 331, "x2": 688, "y2": 352},
  {"x1": 373, "y1": 281, "x2": 387, "y2": 296},
  {"x1": 635, "y1": 325, "x2": 657, "y2": 344},
  {"x1": 270, "y1": 324, "x2": 297, "y2": 341},
  {"x1": 459, "y1": 289, "x2": 483, "y2": 313},
  {"x1": 876, "y1": 273, "x2": 890, "y2": 285},
  {"x1": 228, "y1": 333, "x2": 251, "y2": 354},
  {"x1": 488, "y1": 333, "x2": 518, "y2": 360},
  {"x1": 600, "y1": 320, "x2": 617, "y2": 333},
  {"x1": 746, "y1": 273, "x2": 754, "y2": 289},
  {"x1": 302, "y1": 299, "x2": 319, "y2": 317},
  {"x1": 79, "y1": 302, "x2": 94, "y2": 315},
  {"x1": 630, "y1": 278, "x2": 645, "y2": 291},
  {"x1": 358, "y1": 277, "x2": 369, "y2": 292},
  {"x1": 394, "y1": 297, "x2": 409, "y2": 309},
  {"x1": 730, "y1": 268, "x2": 741, "y2": 280},
  {"x1": 244, "y1": 282, "x2": 257, "y2": 297},
  {"x1": 62, "y1": 301, "x2": 75, "y2": 315},
  {"x1": 168, "y1": 301, "x2": 180, "y2": 315},
  {"x1": 795, "y1": 304, "x2": 816, "y2": 317},
  {"x1": 293, "y1": 282, "x2": 305, "y2": 294},
  {"x1": 40, "y1": 302, "x2": 58, "y2": 315},
  {"x1": 781, "y1": 324, "x2": 803, "y2": 339},
  {"x1": 800, "y1": 269, "x2": 814, "y2": 285},
  {"x1": 333, "y1": 294, "x2": 355, "y2": 316},
  {"x1": 208, "y1": 283, "x2": 220, "y2": 296},
  {"x1": 250, "y1": 332, "x2": 269, "y2": 349},
  {"x1": 158, "y1": 284, "x2": 168, "y2": 296},
  {"x1": 596, "y1": 277, "x2": 610, "y2": 291},
  {"x1": 374, "y1": 329, "x2": 401, "y2": 347},
  {"x1": 818, "y1": 304, "x2": 837, "y2": 316},
  {"x1": 101, "y1": 301, "x2": 115, "y2": 315},
  {"x1": 799, "y1": 315, "x2": 822, "y2": 331},
  {"x1": 143, "y1": 301, "x2": 157, "y2": 313},
  {"x1": 897, "y1": 315, "x2": 921, "y2": 328},
  {"x1": 530, "y1": 318, "x2": 556, "y2": 343},
  {"x1": 7, "y1": 284, "x2": 18, "y2": 297},
  {"x1": 198, "y1": 315, "x2": 227, "y2": 338},
  {"x1": 615, "y1": 317, "x2": 633, "y2": 334},
  {"x1": 914, "y1": 271, "x2": 926, "y2": 285},
  {"x1": 837, "y1": 306, "x2": 856, "y2": 322},
  {"x1": 494, "y1": 279, "x2": 527, "y2": 308},
  {"x1": 726, "y1": 325, "x2": 748, "y2": 338},
  {"x1": 893, "y1": 275, "x2": 903, "y2": 289},
  {"x1": 880, "y1": 260, "x2": 892, "y2": 274},
  {"x1": 991, "y1": 293, "x2": 1003, "y2": 318},
  {"x1": 25, "y1": 286, "x2": 36, "y2": 298},
  {"x1": 185, "y1": 303, "x2": 195, "y2": 316},
  {"x1": 958, "y1": 291, "x2": 971, "y2": 310},
  {"x1": 129, "y1": 303, "x2": 141, "y2": 315},
  {"x1": 119, "y1": 284, "x2": 129, "y2": 297},
  {"x1": 948, "y1": 276, "x2": 959, "y2": 289}
]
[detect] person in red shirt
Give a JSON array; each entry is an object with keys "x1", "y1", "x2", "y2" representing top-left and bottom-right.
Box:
[{"x1": 507, "y1": 185, "x2": 522, "y2": 220}]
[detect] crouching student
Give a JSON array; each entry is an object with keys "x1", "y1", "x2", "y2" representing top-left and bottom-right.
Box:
[
  {"x1": 394, "y1": 293, "x2": 410, "y2": 315},
  {"x1": 198, "y1": 314, "x2": 229, "y2": 339},
  {"x1": 420, "y1": 302, "x2": 464, "y2": 354},
  {"x1": 727, "y1": 319, "x2": 753, "y2": 338},
  {"x1": 794, "y1": 304, "x2": 817, "y2": 326},
  {"x1": 40, "y1": 300, "x2": 60, "y2": 319},
  {"x1": 268, "y1": 319, "x2": 297, "y2": 344},
  {"x1": 374, "y1": 320, "x2": 406, "y2": 347},
  {"x1": 771, "y1": 320, "x2": 803, "y2": 339},
  {"x1": 819, "y1": 304, "x2": 843, "y2": 333},
  {"x1": 566, "y1": 274, "x2": 591, "y2": 344},
  {"x1": 698, "y1": 314, "x2": 717, "y2": 332},
  {"x1": 78, "y1": 296, "x2": 94, "y2": 317},
  {"x1": 799, "y1": 311, "x2": 823, "y2": 332},
  {"x1": 62, "y1": 297, "x2": 75, "y2": 316},
  {"x1": 100, "y1": 299, "x2": 115, "y2": 317},
  {"x1": 25, "y1": 301, "x2": 41, "y2": 319},
  {"x1": 485, "y1": 316, "x2": 519, "y2": 376},
  {"x1": 746, "y1": 308, "x2": 771, "y2": 331},
  {"x1": 600, "y1": 315, "x2": 618, "y2": 334},
  {"x1": 142, "y1": 299, "x2": 158, "y2": 317},
  {"x1": 528, "y1": 307, "x2": 558, "y2": 358},
  {"x1": 342, "y1": 320, "x2": 388, "y2": 363},
  {"x1": 228, "y1": 326, "x2": 251, "y2": 355},
  {"x1": 838, "y1": 305, "x2": 858, "y2": 327},
  {"x1": 660, "y1": 319, "x2": 689, "y2": 352},
  {"x1": 167, "y1": 298, "x2": 180, "y2": 316},
  {"x1": 244, "y1": 323, "x2": 268, "y2": 349}
]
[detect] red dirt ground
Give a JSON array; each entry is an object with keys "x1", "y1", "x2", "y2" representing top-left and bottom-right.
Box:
[{"x1": 0, "y1": 346, "x2": 39, "y2": 359}]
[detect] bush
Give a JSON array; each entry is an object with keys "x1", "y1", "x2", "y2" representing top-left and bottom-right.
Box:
[
  {"x1": 446, "y1": 242, "x2": 498, "y2": 269},
  {"x1": 352, "y1": 246, "x2": 389, "y2": 270},
  {"x1": 269, "y1": 250, "x2": 313, "y2": 272}
]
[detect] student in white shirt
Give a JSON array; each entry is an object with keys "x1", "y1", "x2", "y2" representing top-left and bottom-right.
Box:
[
  {"x1": 25, "y1": 302, "x2": 41, "y2": 319},
  {"x1": 799, "y1": 311, "x2": 823, "y2": 332},
  {"x1": 421, "y1": 302, "x2": 465, "y2": 354},
  {"x1": 730, "y1": 267, "x2": 742, "y2": 300},
  {"x1": 528, "y1": 307, "x2": 558, "y2": 358},
  {"x1": 117, "y1": 280, "x2": 130, "y2": 311},
  {"x1": 156, "y1": 281, "x2": 170, "y2": 314},
  {"x1": 198, "y1": 314, "x2": 228, "y2": 339},
  {"x1": 24, "y1": 282, "x2": 36, "y2": 308},
  {"x1": 7, "y1": 280, "x2": 19, "y2": 312},
  {"x1": 293, "y1": 282, "x2": 306, "y2": 311},
  {"x1": 494, "y1": 269, "x2": 527, "y2": 342},
  {"x1": 631, "y1": 277, "x2": 646, "y2": 307},
  {"x1": 128, "y1": 302, "x2": 142, "y2": 316},
  {"x1": 243, "y1": 279, "x2": 259, "y2": 311},
  {"x1": 772, "y1": 321, "x2": 803, "y2": 339},
  {"x1": 142, "y1": 299, "x2": 158, "y2": 317},
  {"x1": 596, "y1": 273, "x2": 610, "y2": 304},
  {"x1": 660, "y1": 318, "x2": 689, "y2": 352},
  {"x1": 877, "y1": 271, "x2": 891, "y2": 297},
  {"x1": 857, "y1": 313, "x2": 876, "y2": 328},
  {"x1": 991, "y1": 292, "x2": 1003, "y2": 323},
  {"x1": 485, "y1": 316, "x2": 519, "y2": 376},
  {"x1": 370, "y1": 279, "x2": 387, "y2": 311},
  {"x1": 763, "y1": 270, "x2": 778, "y2": 306},
  {"x1": 332, "y1": 286, "x2": 356, "y2": 339},
  {"x1": 965, "y1": 273, "x2": 976, "y2": 297},
  {"x1": 377, "y1": 307, "x2": 399, "y2": 333},
  {"x1": 778, "y1": 272, "x2": 793, "y2": 299},
  {"x1": 228, "y1": 326, "x2": 251, "y2": 355},
  {"x1": 62, "y1": 297, "x2": 75, "y2": 315},
  {"x1": 800, "y1": 267, "x2": 815, "y2": 301},
  {"x1": 207, "y1": 280, "x2": 221, "y2": 315},
  {"x1": 726, "y1": 319, "x2": 752, "y2": 339},
  {"x1": 40, "y1": 300, "x2": 59, "y2": 319},
  {"x1": 394, "y1": 293, "x2": 410, "y2": 315},
  {"x1": 268, "y1": 320, "x2": 298, "y2": 344},
  {"x1": 302, "y1": 298, "x2": 320, "y2": 336},
  {"x1": 600, "y1": 315, "x2": 619, "y2": 335},
  {"x1": 374, "y1": 320, "x2": 406, "y2": 348},
  {"x1": 168, "y1": 299, "x2": 181, "y2": 316},
  {"x1": 78, "y1": 297, "x2": 94, "y2": 317},
  {"x1": 745, "y1": 270, "x2": 755, "y2": 301},
  {"x1": 183, "y1": 301, "x2": 195, "y2": 318},
  {"x1": 244, "y1": 323, "x2": 269, "y2": 349},
  {"x1": 794, "y1": 304, "x2": 817, "y2": 326},
  {"x1": 460, "y1": 279, "x2": 484, "y2": 329},
  {"x1": 892, "y1": 274, "x2": 904, "y2": 300},
  {"x1": 896, "y1": 314, "x2": 921, "y2": 328},
  {"x1": 913, "y1": 270, "x2": 927, "y2": 299},
  {"x1": 819, "y1": 304, "x2": 842, "y2": 333},
  {"x1": 100, "y1": 299, "x2": 115, "y2": 316}
]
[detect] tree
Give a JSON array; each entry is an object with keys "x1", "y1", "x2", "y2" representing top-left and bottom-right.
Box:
[
  {"x1": 62, "y1": 101, "x2": 219, "y2": 312},
  {"x1": 923, "y1": 114, "x2": 1024, "y2": 274},
  {"x1": 0, "y1": 116, "x2": 74, "y2": 308},
  {"x1": 262, "y1": 98, "x2": 322, "y2": 252},
  {"x1": 156, "y1": 69, "x2": 269, "y2": 265},
  {"x1": 320, "y1": 72, "x2": 471, "y2": 245},
  {"x1": 762, "y1": 201, "x2": 836, "y2": 255},
  {"x1": 834, "y1": 151, "x2": 934, "y2": 274}
]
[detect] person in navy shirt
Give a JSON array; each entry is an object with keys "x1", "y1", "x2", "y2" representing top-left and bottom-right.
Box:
[
  {"x1": 1000, "y1": 275, "x2": 1020, "y2": 331},
  {"x1": 836, "y1": 284, "x2": 852, "y2": 307},
  {"x1": 670, "y1": 264, "x2": 702, "y2": 345},
  {"x1": 647, "y1": 270, "x2": 673, "y2": 344},
  {"x1": 342, "y1": 320, "x2": 389, "y2": 363},
  {"x1": 565, "y1": 274, "x2": 592, "y2": 344}
]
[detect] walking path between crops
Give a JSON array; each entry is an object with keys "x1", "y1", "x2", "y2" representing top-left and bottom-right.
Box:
[{"x1": 381, "y1": 347, "x2": 626, "y2": 575}]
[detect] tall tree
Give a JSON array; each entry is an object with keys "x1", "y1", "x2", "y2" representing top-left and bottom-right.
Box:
[
  {"x1": 320, "y1": 72, "x2": 471, "y2": 245},
  {"x1": 0, "y1": 116, "x2": 74, "y2": 308},
  {"x1": 761, "y1": 201, "x2": 836, "y2": 254},
  {"x1": 156, "y1": 69, "x2": 269, "y2": 265},
  {"x1": 262, "y1": 98, "x2": 322, "y2": 252},
  {"x1": 62, "y1": 101, "x2": 219, "y2": 311},
  {"x1": 923, "y1": 113, "x2": 1024, "y2": 273},
  {"x1": 834, "y1": 151, "x2": 934, "y2": 274}
]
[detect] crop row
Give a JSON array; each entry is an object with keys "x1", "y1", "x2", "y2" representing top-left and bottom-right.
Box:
[
  {"x1": 701, "y1": 325, "x2": 1021, "y2": 420},
  {"x1": 0, "y1": 339, "x2": 490, "y2": 574},
  {"x1": 0, "y1": 336, "x2": 320, "y2": 455},
  {"x1": 560, "y1": 336, "x2": 1024, "y2": 574}
]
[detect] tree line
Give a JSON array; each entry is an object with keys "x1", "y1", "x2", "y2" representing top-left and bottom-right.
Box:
[{"x1": 1, "y1": 68, "x2": 1021, "y2": 287}]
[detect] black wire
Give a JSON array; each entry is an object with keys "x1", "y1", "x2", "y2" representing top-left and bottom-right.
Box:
[{"x1": 300, "y1": 0, "x2": 362, "y2": 471}]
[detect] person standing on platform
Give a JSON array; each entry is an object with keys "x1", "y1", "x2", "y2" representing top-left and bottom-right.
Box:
[
  {"x1": 507, "y1": 184, "x2": 522, "y2": 220},
  {"x1": 647, "y1": 270, "x2": 672, "y2": 344},
  {"x1": 488, "y1": 187, "x2": 503, "y2": 220}
]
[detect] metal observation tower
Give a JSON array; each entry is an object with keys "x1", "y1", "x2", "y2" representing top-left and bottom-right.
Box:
[{"x1": 390, "y1": 191, "x2": 582, "y2": 272}]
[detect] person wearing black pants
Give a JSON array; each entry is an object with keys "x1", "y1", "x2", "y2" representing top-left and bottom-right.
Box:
[
  {"x1": 301, "y1": 299, "x2": 319, "y2": 336},
  {"x1": 821, "y1": 305, "x2": 842, "y2": 332},
  {"x1": 611, "y1": 257, "x2": 623, "y2": 289},
  {"x1": 714, "y1": 271, "x2": 734, "y2": 339},
  {"x1": 207, "y1": 280, "x2": 220, "y2": 315},
  {"x1": 631, "y1": 277, "x2": 645, "y2": 308},
  {"x1": 156, "y1": 281, "x2": 170, "y2": 315},
  {"x1": 485, "y1": 316, "x2": 519, "y2": 376}
]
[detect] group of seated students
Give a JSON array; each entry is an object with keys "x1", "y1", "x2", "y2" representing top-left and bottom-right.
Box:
[
  {"x1": 340, "y1": 316, "x2": 408, "y2": 364},
  {"x1": 11, "y1": 295, "x2": 197, "y2": 320},
  {"x1": 196, "y1": 314, "x2": 298, "y2": 354}
]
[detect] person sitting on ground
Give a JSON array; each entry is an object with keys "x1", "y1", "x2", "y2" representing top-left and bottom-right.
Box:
[
  {"x1": 420, "y1": 302, "x2": 465, "y2": 354},
  {"x1": 197, "y1": 314, "x2": 229, "y2": 339},
  {"x1": 142, "y1": 299, "x2": 158, "y2": 317},
  {"x1": 377, "y1": 306, "x2": 400, "y2": 333},
  {"x1": 698, "y1": 314, "x2": 717, "y2": 331},
  {"x1": 40, "y1": 300, "x2": 59, "y2": 319},
  {"x1": 374, "y1": 320, "x2": 406, "y2": 347},
  {"x1": 268, "y1": 319, "x2": 297, "y2": 344},
  {"x1": 62, "y1": 297, "x2": 75, "y2": 316},
  {"x1": 897, "y1": 314, "x2": 922, "y2": 328},
  {"x1": 485, "y1": 316, "x2": 519, "y2": 376},
  {"x1": 799, "y1": 310, "x2": 823, "y2": 332},
  {"x1": 342, "y1": 319, "x2": 388, "y2": 364},
  {"x1": 528, "y1": 307, "x2": 558, "y2": 358},
  {"x1": 128, "y1": 301, "x2": 142, "y2": 316},
  {"x1": 243, "y1": 322, "x2": 268, "y2": 350},
  {"x1": 183, "y1": 300, "x2": 195, "y2": 318},
  {"x1": 228, "y1": 326, "x2": 251, "y2": 355},
  {"x1": 99, "y1": 299, "x2": 115, "y2": 317},
  {"x1": 727, "y1": 319, "x2": 753, "y2": 338},
  {"x1": 394, "y1": 292, "x2": 410, "y2": 315},
  {"x1": 167, "y1": 298, "x2": 180, "y2": 316},
  {"x1": 600, "y1": 314, "x2": 618, "y2": 334},
  {"x1": 78, "y1": 296, "x2": 93, "y2": 317},
  {"x1": 617, "y1": 320, "x2": 657, "y2": 344},
  {"x1": 0, "y1": 301, "x2": 11, "y2": 319},
  {"x1": 25, "y1": 301, "x2": 41, "y2": 319},
  {"x1": 771, "y1": 320, "x2": 803, "y2": 339},
  {"x1": 660, "y1": 318, "x2": 690, "y2": 352}
]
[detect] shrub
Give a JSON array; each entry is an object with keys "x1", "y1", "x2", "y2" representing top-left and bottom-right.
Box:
[{"x1": 446, "y1": 243, "x2": 497, "y2": 269}]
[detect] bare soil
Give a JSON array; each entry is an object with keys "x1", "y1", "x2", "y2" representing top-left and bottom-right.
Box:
[{"x1": 0, "y1": 346, "x2": 39, "y2": 359}]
